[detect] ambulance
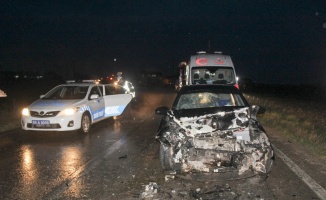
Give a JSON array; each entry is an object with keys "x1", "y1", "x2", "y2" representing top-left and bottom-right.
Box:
[{"x1": 176, "y1": 51, "x2": 239, "y2": 91}]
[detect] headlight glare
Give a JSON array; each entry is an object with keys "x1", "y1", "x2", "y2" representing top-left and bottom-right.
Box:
[
  {"x1": 61, "y1": 107, "x2": 79, "y2": 116},
  {"x1": 22, "y1": 108, "x2": 30, "y2": 116}
]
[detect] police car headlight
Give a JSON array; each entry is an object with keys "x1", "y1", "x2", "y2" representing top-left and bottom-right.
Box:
[
  {"x1": 22, "y1": 108, "x2": 30, "y2": 116},
  {"x1": 60, "y1": 107, "x2": 79, "y2": 116}
]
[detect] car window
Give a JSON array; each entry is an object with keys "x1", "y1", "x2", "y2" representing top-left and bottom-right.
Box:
[
  {"x1": 175, "y1": 92, "x2": 245, "y2": 110},
  {"x1": 72, "y1": 86, "x2": 89, "y2": 99},
  {"x1": 105, "y1": 85, "x2": 126, "y2": 95},
  {"x1": 43, "y1": 86, "x2": 89, "y2": 100},
  {"x1": 104, "y1": 85, "x2": 114, "y2": 95},
  {"x1": 89, "y1": 86, "x2": 102, "y2": 99},
  {"x1": 98, "y1": 85, "x2": 104, "y2": 96},
  {"x1": 191, "y1": 67, "x2": 236, "y2": 85}
]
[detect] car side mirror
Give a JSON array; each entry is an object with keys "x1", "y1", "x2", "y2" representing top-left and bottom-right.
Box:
[
  {"x1": 90, "y1": 94, "x2": 99, "y2": 99},
  {"x1": 250, "y1": 105, "x2": 266, "y2": 119},
  {"x1": 155, "y1": 106, "x2": 169, "y2": 115}
]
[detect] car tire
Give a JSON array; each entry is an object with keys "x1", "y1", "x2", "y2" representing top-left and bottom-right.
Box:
[
  {"x1": 80, "y1": 113, "x2": 91, "y2": 133},
  {"x1": 159, "y1": 143, "x2": 174, "y2": 170}
]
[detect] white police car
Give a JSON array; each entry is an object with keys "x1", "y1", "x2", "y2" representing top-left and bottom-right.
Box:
[{"x1": 21, "y1": 80, "x2": 132, "y2": 133}]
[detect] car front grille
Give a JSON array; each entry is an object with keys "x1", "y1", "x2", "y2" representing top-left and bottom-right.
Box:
[
  {"x1": 30, "y1": 111, "x2": 60, "y2": 118},
  {"x1": 27, "y1": 123, "x2": 61, "y2": 129}
]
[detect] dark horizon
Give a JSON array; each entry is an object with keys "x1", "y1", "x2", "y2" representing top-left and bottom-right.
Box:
[{"x1": 1, "y1": 1, "x2": 326, "y2": 86}]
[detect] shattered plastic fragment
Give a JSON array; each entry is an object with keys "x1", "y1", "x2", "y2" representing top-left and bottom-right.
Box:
[
  {"x1": 141, "y1": 182, "x2": 159, "y2": 199},
  {"x1": 165, "y1": 175, "x2": 175, "y2": 181},
  {"x1": 254, "y1": 162, "x2": 267, "y2": 173},
  {"x1": 119, "y1": 155, "x2": 127, "y2": 159}
]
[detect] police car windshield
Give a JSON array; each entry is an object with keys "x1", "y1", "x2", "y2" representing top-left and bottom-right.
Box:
[
  {"x1": 175, "y1": 92, "x2": 246, "y2": 110},
  {"x1": 191, "y1": 67, "x2": 236, "y2": 85},
  {"x1": 42, "y1": 85, "x2": 89, "y2": 100}
]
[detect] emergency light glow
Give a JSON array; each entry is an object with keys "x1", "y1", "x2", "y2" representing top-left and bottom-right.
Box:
[{"x1": 195, "y1": 58, "x2": 208, "y2": 66}]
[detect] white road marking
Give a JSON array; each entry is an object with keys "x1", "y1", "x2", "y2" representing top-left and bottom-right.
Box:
[{"x1": 272, "y1": 144, "x2": 326, "y2": 200}]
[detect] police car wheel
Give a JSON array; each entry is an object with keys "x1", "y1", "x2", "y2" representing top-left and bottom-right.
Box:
[{"x1": 80, "y1": 113, "x2": 91, "y2": 133}]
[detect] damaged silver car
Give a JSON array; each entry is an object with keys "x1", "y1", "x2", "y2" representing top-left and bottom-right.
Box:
[{"x1": 155, "y1": 85, "x2": 273, "y2": 179}]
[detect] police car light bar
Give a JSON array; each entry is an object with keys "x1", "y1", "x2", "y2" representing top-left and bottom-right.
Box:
[
  {"x1": 66, "y1": 80, "x2": 98, "y2": 83},
  {"x1": 82, "y1": 80, "x2": 97, "y2": 83}
]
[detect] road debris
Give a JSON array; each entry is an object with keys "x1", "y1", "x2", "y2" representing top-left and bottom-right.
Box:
[
  {"x1": 119, "y1": 155, "x2": 127, "y2": 159},
  {"x1": 141, "y1": 182, "x2": 159, "y2": 199}
]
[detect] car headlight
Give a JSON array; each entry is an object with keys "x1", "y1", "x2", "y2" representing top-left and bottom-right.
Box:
[
  {"x1": 60, "y1": 107, "x2": 79, "y2": 116},
  {"x1": 22, "y1": 108, "x2": 30, "y2": 116}
]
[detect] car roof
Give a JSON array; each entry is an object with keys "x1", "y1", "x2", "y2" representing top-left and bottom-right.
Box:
[
  {"x1": 178, "y1": 84, "x2": 240, "y2": 94},
  {"x1": 59, "y1": 83, "x2": 99, "y2": 87}
]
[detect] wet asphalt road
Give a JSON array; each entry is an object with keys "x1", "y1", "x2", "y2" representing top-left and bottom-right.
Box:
[{"x1": 0, "y1": 87, "x2": 323, "y2": 199}]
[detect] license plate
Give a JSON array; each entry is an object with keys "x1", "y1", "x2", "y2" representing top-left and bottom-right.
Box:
[{"x1": 32, "y1": 120, "x2": 50, "y2": 125}]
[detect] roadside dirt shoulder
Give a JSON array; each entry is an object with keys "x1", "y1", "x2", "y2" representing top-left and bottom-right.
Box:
[
  {"x1": 264, "y1": 125, "x2": 326, "y2": 191},
  {"x1": 0, "y1": 119, "x2": 20, "y2": 134}
]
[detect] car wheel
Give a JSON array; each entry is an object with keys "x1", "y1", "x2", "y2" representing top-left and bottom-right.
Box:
[
  {"x1": 159, "y1": 143, "x2": 174, "y2": 170},
  {"x1": 80, "y1": 113, "x2": 91, "y2": 133}
]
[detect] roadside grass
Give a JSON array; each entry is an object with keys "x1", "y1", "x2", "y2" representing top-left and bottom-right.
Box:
[
  {"x1": 0, "y1": 81, "x2": 50, "y2": 132},
  {"x1": 245, "y1": 93, "x2": 326, "y2": 158},
  {"x1": 0, "y1": 99, "x2": 24, "y2": 132},
  {"x1": 0, "y1": 109, "x2": 21, "y2": 132}
]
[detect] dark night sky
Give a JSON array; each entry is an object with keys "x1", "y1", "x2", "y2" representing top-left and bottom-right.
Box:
[{"x1": 1, "y1": 0, "x2": 326, "y2": 85}]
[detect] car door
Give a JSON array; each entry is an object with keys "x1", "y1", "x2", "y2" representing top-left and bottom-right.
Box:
[
  {"x1": 103, "y1": 85, "x2": 132, "y2": 117},
  {"x1": 88, "y1": 86, "x2": 105, "y2": 122}
]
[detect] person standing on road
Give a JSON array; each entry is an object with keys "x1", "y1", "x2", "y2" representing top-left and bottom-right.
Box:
[{"x1": 116, "y1": 72, "x2": 124, "y2": 86}]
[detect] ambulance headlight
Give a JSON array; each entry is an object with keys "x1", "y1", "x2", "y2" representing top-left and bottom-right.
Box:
[
  {"x1": 22, "y1": 108, "x2": 30, "y2": 116},
  {"x1": 60, "y1": 107, "x2": 79, "y2": 116}
]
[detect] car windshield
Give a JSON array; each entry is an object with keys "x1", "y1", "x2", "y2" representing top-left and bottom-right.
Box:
[
  {"x1": 191, "y1": 67, "x2": 236, "y2": 85},
  {"x1": 42, "y1": 85, "x2": 89, "y2": 100},
  {"x1": 175, "y1": 92, "x2": 246, "y2": 110}
]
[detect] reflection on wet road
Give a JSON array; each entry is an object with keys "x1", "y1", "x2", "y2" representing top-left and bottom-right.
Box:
[{"x1": 0, "y1": 88, "x2": 175, "y2": 199}]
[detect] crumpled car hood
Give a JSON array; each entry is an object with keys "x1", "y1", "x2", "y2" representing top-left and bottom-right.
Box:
[
  {"x1": 172, "y1": 107, "x2": 249, "y2": 138},
  {"x1": 156, "y1": 106, "x2": 274, "y2": 176}
]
